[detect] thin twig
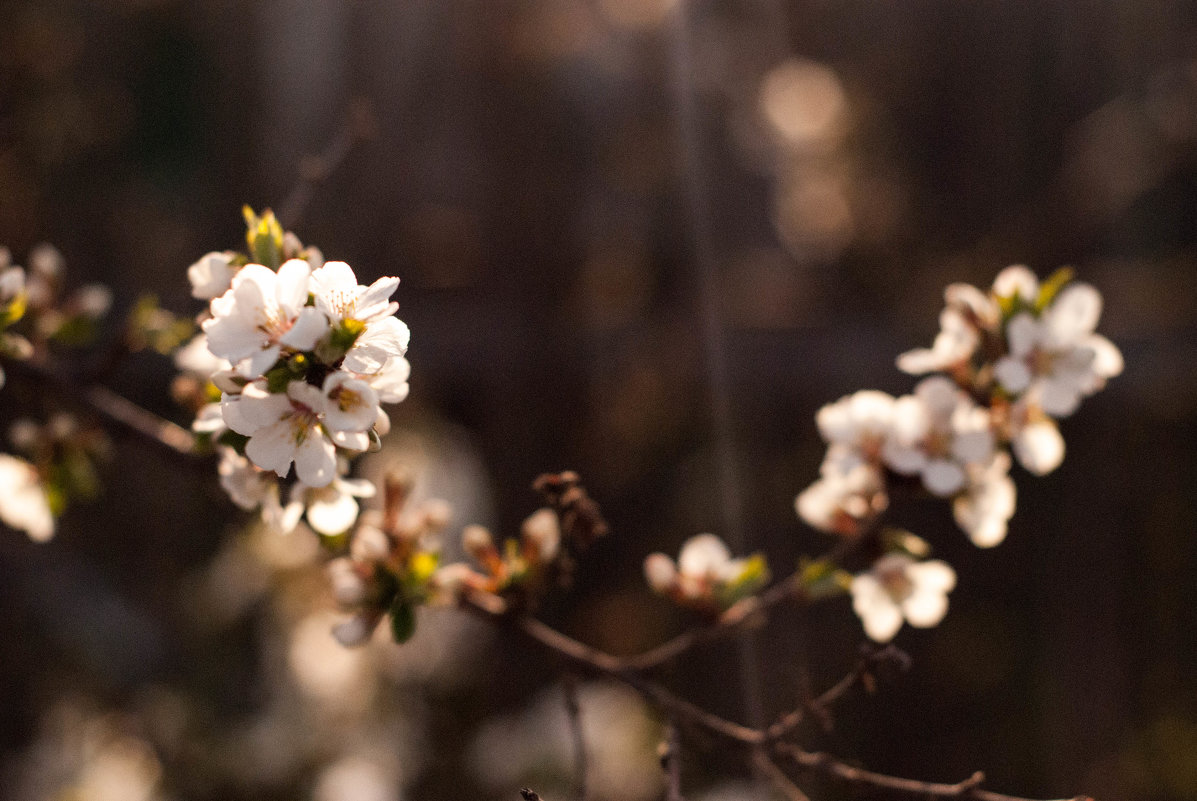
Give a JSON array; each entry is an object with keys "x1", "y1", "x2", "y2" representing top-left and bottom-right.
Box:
[
  {"x1": 626, "y1": 576, "x2": 803, "y2": 671},
  {"x1": 775, "y1": 743, "x2": 1093, "y2": 801},
  {"x1": 462, "y1": 596, "x2": 1096, "y2": 801},
  {"x1": 4, "y1": 357, "x2": 198, "y2": 459},
  {"x1": 561, "y1": 673, "x2": 589, "y2": 801},
  {"x1": 278, "y1": 98, "x2": 377, "y2": 230},
  {"x1": 765, "y1": 644, "x2": 909, "y2": 741}
]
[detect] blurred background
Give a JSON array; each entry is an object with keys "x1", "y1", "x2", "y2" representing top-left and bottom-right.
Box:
[{"x1": 1, "y1": 0, "x2": 1196, "y2": 799}]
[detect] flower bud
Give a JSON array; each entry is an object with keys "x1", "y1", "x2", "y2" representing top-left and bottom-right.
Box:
[
  {"x1": 327, "y1": 558, "x2": 369, "y2": 606},
  {"x1": 351, "y1": 522, "x2": 391, "y2": 562},
  {"x1": 643, "y1": 553, "x2": 677, "y2": 594},
  {"x1": 331, "y1": 614, "x2": 377, "y2": 647},
  {"x1": 521, "y1": 508, "x2": 560, "y2": 563}
]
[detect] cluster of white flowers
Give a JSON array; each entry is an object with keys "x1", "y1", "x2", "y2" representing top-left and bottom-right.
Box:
[
  {"x1": 643, "y1": 534, "x2": 769, "y2": 614},
  {"x1": 179, "y1": 210, "x2": 410, "y2": 537},
  {"x1": 796, "y1": 266, "x2": 1121, "y2": 642}
]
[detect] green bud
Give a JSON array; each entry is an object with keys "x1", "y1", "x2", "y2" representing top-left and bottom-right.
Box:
[
  {"x1": 315, "y1": 319, "x2": 366, "y2": 365},
  {"x1": 243, "y1": 206, "x2": 284, "y2": 269}
]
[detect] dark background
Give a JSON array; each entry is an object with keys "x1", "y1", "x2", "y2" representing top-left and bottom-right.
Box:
[{"x1": 1, "y1": 1, "x2": 1196, "y2": 800}]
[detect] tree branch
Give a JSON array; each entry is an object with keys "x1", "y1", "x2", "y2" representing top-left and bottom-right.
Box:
[
  {"x1": 460, "y1": 594, "x2": 1096, "y2": 801},
  {"x1": 774, "y1": 743, "x2": 1093, "y2": 801},
  {"x1": 3, "y1": 357, "x2": 199, "y2": 460}
]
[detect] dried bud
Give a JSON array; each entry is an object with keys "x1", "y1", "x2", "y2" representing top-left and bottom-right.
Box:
[
  {"x1": 328, "y1": 558, "x2": 369, "y2": 606},
  {"x1": 521, "y1": 508, "x2": 561, "y2": 562},
  {"x1": 463, "y1": 525, "x2": 498, "y2": 562},
  {"x1": 644, "y1": 553, "x2": 677, "y2": 594},
  {"x1": 331, "y1": 614, "x2": 378, "y2": 647}
]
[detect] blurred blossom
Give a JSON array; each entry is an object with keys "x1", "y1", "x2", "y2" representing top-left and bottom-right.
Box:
[
  {"x1": 376, "y1": 607, "x2": 496, "y2": 690},
  {"x1": 574, "y1": 240, "x2": 654, "y2": 329},
  {"x1": 289, "y1": 611, "x2": 377, "y2": 706},
  {"x1": 468, "y1": 682, "x2": 664, "y2": 801},
  {"x1": 595, "y1": 0, "x2": 679, "y2": 32},
  {"x1": 314, "y1": 755, "x2": 401, "y2": 801},
  {"x1": 507, "y1": 0, "x2": 601, "y2": 64},
  {"x1": 693, "y1": 780, "x2": 774, "y2": 801},
  {"x1": 0, "y1": 453, "x2": 54, "y2": 542},
  {"x1": 852, "y1": 553, "x2": 957, "y2": 642},
  {"x1": 772, "y1": 166, "x2": 855, "y2": 259},
  {"x1": 759, "y1": 59, "x2": 848, "y2": 152},
  {"x1": 8, "y1": 698, "x2": 164, "y2": 801}
]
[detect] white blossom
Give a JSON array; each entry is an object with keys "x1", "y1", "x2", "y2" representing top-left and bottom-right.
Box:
[
  {"x1": 897, "y1": 282, "x2": 998, "y2": 375},
  {"x1": 295, "y1": 476, "x2": 376, "y2": 536},
  {"x1": 993, "y1": 283, "x2": 1123, "y2": 418},
  {"x1": 795, "y1": 461, "x2": 886, "y2": 535},
  {"x1": 309, "y1": 261, "x2": 399, "y2": 327},
  {"x1": 187, "y1": 251, "x2": 239, "y2": 300},
  {"x1": 644, "y1": 533, "x2": 766, "y2": 608},
  {"x1": 343, "y1": 316, "x2": 410, "y2": 375},
  {"x1": 0, "y1": 453, "x2": 54, "y2": 542},
  {"x1": 365, "y1": 356, "x2": 411, "y2": 404},
  {"x1": 1011, "y1": 417, "x2": 1066, "y2": 476},
  {"x1": 991, "y1": 264, "x2": 1039, "y2": 303},
  {"x1": 882, "y1": 376, "x2": 995, "y2": 496},
  {"x1": 321, "y1": 372, "x2": 380, "y2": 435},
  {"x1": 815, "y1": 390, "x2": 897, "y2": 468},
  {"x1": 851, "y1": 553, "x2": 956, "y2": 642},
  {"x1": 953, "y1": 452, "x2": 1017, "y2": 547},
  {"x1": 202, "y1": 260, "x2": 328, "y2": 376},
  {"x1": 223, "y1": 380, "x2": 337, "y2": 486}
]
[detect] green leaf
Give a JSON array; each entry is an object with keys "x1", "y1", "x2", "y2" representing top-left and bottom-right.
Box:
[
  {"x1": 1034, "y1": 266, "x2": 1075, "y2": 313},
  {"x1": 389, "y1": 595, "x2": 417, "y2": 644}
]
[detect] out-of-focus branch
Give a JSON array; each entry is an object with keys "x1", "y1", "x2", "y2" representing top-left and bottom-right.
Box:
[
  {"x1": 278, "y1": 98, "x2": 378, "y2": 230},
  {"x1": 625, "y1": 575, "x2": 804, "y2": 671},
  {"x1": 4, "y1": 357, "x2": 198, "y2": 460},
  {"x1": 774, "y1": 743, "x2": 1093, "y2": 801}
]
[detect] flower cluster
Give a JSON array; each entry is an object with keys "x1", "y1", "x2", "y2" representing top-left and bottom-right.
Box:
[
  {"x1": 643, "y1": 534, "x2": 769, "y2": 614},
  {"x1": 327, "y1": 482, "x2": 451, "y2": 647},
  {"x1": 178, "y1": 208, "x2": 410, "y2": 537},
  {"x1": 796, "y1": 266, "x2": 1121, "y2": 641}
]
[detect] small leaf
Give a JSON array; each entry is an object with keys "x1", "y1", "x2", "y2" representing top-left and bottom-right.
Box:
[
  {"x1": 1034, "y1": 266, "x2": 1076, "y2": 313},
  {"x1": 389, "y1": 594, "x2": 417, "y2": 644}
]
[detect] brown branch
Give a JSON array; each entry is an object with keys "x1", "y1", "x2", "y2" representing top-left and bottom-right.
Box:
[
  {"x1": 461, "y1": 594, "x2": 1094, "y2": 801},
  {"x1": 774, "y1": 743, "x2": 1093, "y2": 801},
  {"x1": 278, "y1": 98, "x2": 377, "y2": 230},
  {"x1": 765, "y1": 644, "x2": 909, "y2": 741},
  {"x1": 625, "y1": 575, "x2": 803, "y2": 671},
  {"x1": 3, "y1": 357, "x2": 199, "y2": 460}
]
